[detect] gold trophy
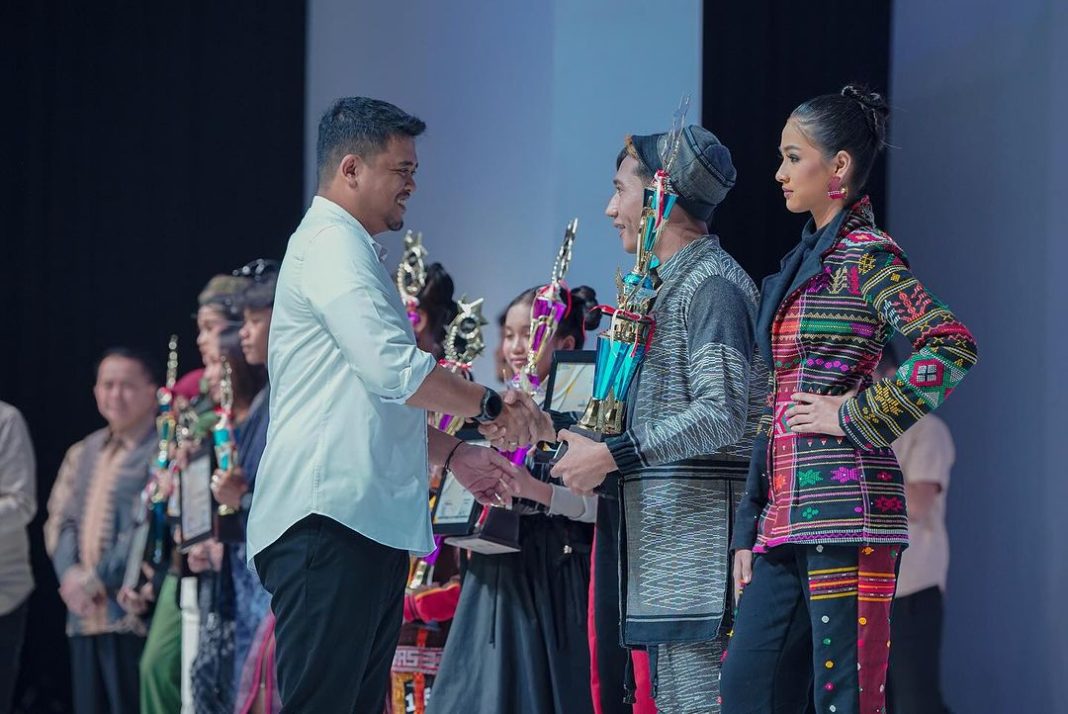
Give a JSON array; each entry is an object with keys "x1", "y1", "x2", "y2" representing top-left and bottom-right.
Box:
[
  {"x1": 151, "y1": 335, "x2": 179, "y2": 562},
  {"x1": 213, "y1": 358, "x2": 238, "y2": 517},
  {"x1": 503, "y1": 218, "x2": 578, "y2": 465},
  {"x1": 395, "y1": 230, "x2": 427, "y2": 325},
  {"x1": 430, "y1": 297, "x2": 487, "y2": 436},
  {"x1": 131, "y1": 335, "x2": 179, "y2": 583},
  {"x1": 412, "y1": 298, "x2": 487, "y2": 588},
  {"x1": 565, "y1": 97, "x2": 691, "y2": 447}
]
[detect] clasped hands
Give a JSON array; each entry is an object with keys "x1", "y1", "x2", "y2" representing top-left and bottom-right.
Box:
[
  {"x1": 445, "y1": 389, "x2": 552, "y2": 506},
  {"x1": 477, "y1": 389, "x2": 556, "y2": 451},
  {"x1": 475, "y1": 390, "x2": 614, "y2": 497}
]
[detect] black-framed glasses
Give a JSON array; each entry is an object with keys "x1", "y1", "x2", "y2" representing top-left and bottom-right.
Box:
[{"x1": 232, "y1": 259, "x2": 280, "y2": 282}]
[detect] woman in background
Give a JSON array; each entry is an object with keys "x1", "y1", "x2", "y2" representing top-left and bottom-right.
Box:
[
  {"x1": 187, "y1": 332, "x2": 265, "y2": 714},
  {"x1": 428, "y1": 285, "x2": 601, "y2": 714}
]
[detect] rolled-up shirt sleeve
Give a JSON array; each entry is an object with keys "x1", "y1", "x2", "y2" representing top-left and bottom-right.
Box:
[{"x1": 303, "y1": 226, "x2": 436, "y2": 402}]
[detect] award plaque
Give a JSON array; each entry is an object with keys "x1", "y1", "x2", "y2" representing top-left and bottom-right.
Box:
[
  {"x1": 430, "y1": 461, "x2": 482, "y2": 537},
  {"x1": 121, "y1": 522, "x2": 151, "y2": 591},
  {"x1": 179, "y1": 451, "x2": 214, "y2": 551},
  {"x1": 543, "y1": 350, "x2": 596, "y2": 414}
]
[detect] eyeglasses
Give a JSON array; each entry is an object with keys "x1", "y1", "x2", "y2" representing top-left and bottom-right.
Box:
[{"x1": 232, "y1": 259, "x2": 280, "y2": 282}]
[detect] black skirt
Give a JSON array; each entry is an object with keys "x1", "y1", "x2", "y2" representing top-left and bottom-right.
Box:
[{"x1": 427, "y1": 514, "x2": 595, "y2": 714}]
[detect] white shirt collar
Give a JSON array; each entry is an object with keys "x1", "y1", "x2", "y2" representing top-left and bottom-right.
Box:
[{"x1": 310, "y1": 195, "x2": 389, "y2": 263}]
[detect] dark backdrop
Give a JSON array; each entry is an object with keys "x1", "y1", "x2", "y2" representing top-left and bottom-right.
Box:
[
  {"x1": 0, "y1": 3, "x2": 306, "y2": 710},
  {"x1": 702, "y1": 1, "x2": 892, "y2": 282}
]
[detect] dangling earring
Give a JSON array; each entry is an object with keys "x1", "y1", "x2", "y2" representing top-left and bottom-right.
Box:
[{"x1": 827, "y1": 176, "x2": 847, "y2": 200}]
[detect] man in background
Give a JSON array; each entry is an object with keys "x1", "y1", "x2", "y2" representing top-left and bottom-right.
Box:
[
  {"x1": 882, "y1": 347, "x2": 954, "y2": 714},
  {"x1": 46, "y1": 349, "x2": 160, "y2": 714},
  {"x1": 0, "y1": 400, "x2": 36, "y2": 714}
]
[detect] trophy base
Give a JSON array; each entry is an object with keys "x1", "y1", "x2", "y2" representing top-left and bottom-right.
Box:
[{"x1": 444, "y1": 506, "x2": 521, "y2": 555}]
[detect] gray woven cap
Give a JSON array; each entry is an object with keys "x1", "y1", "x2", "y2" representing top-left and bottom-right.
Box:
[{"x1": 629, "y1": 125, "x2": 737, "y2": 223}]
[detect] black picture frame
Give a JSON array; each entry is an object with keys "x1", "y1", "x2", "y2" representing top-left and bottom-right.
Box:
[
  {"x1": 121, "y1": 521, "x2": 151, "y2": 591},
  {"x1": 430, "y1": 428, "x2": 487, "y2": 537},
  {"x1": 179, "y1": 450, "x2": 214, "y2": 551},
  {"x1": 543, "y1": 349, "x2": 596, "y2": 414}
]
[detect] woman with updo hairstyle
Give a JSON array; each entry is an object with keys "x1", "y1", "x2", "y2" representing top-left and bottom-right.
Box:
[
  {"x1": 411, "y1": 262, "x2": 459, "y2": 359},
  {"x1": 720, "y1": 87, "x2": 978, "y2": 713},
  {"x1": 428, "y1": 285, "x2": 601, "y2": 714}
]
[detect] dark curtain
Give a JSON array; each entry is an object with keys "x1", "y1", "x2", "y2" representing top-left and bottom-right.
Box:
[
  {"x1": 0, "y1": 3, "x2": 306, "y2": 710},
  {"x1": 702, "y1": 2, "x2": 892, "y2": 283}
]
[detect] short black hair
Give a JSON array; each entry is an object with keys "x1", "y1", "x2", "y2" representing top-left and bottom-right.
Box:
[
  {"x1": 316, "y1": 97, "x2": 426, "y2": 186},
  {"x1": 95, "y1": 347, "x2": 162, "y2": 386},
  {"x1": 616, "y1": 145, "x2": 654, "y2": 184},
  {"x1": 418, "y1": 263, "x2": 458, "y2": 353}
]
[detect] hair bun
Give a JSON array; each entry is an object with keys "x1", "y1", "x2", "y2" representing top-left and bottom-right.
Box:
[
  {"x1": 569, "y1": 285, "x2": 602, "y2": 331},
  {"x1": 419, "y1": 263, "x2": 458, "y2": 349},
  {"x1": 841, "y1": 84, "x2": 889, "y2": 150}
]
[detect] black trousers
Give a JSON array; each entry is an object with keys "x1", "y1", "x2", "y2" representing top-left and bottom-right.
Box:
[
  {"x1": 68, "y1": 632, "x2": 144, "y2": 714},
  {"x1": 720, "y1": 544, "x2": 899, "y2": 714},
  {"x1": 256, "y1": 515, "x2": 408, "y2": 714},
  {"x1": 887, "y1": 586, "x2": 950, "y2": 714},
  {"x1": 0, "y1": 598, "x2": 28, "y2": 714}
]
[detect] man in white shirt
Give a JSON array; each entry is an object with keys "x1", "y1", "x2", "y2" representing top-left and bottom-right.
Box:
[
  {"x1": 247, "y1": 97, "x2": 544, "y2": 713},
  {"x1": 881, "y1": 351, "x2": 953, "y2": 714}
]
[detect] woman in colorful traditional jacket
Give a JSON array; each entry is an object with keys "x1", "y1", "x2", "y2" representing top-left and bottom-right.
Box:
[{"x1": 721, "y1": 86, "x2": 978, "y2": 714}]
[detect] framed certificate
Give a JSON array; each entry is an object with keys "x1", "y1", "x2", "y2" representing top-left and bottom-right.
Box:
[
  {"x1": 431, "y1": 429, "x2": 486, "y2": 537},
  {"x1": 121, "y1": 521, "x2": 151, "y2": 591},
  {"x1": 179, "y1": 450, "x2": 214, "y2": 551},
  {"x1": 543, "y1": 350, "x2": 596, "y2": 414}
]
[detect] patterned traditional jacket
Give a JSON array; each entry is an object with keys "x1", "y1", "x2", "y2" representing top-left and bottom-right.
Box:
[
  {"x1": 733, "y1": 197, "x2": 978, "y2": 552},
  {"x1": 604, "y1": 235, "x2": 763, "y2": 644}
]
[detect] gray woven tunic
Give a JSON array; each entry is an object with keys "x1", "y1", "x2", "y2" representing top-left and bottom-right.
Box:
[{"x1": 605, "y1": 235, "x2": 764, "y2": 645}]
